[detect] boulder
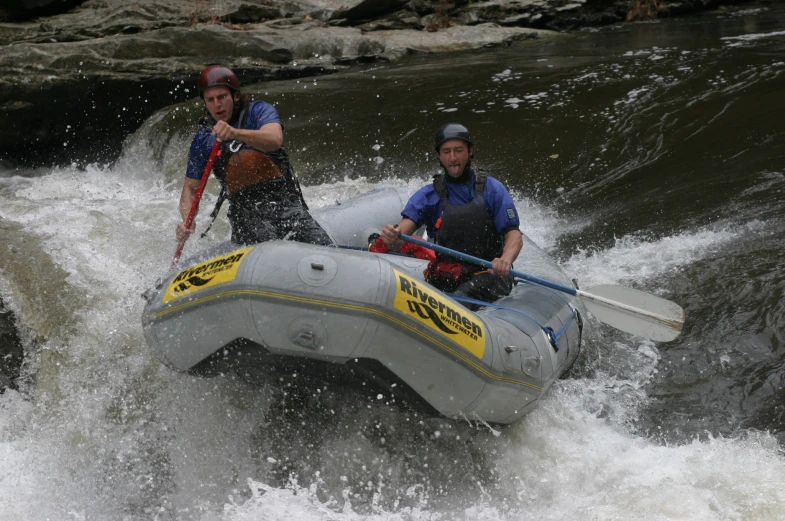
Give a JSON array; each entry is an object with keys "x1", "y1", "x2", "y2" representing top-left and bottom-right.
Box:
[
  {"x1": 277, "y1": 0, "x2": 409, "y2": 21},
  {"x1": 0, "y1": 0, "x2": 86, "y2": 23},
  {"x1": 0, "y1": 296, "x2": 23, "y2": 392},
  {"x1": 377, "y1": 23, "x2": 553, "y2": 57}
]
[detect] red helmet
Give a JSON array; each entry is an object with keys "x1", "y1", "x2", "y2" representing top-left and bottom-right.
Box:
[{"x1": 197, "y1": 65, "x2": 240, "y2": 98}]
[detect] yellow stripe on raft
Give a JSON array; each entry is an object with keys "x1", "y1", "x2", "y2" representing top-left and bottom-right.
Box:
[{"x1": 150, "y1": 288, "x2": 542, "y2": 392}]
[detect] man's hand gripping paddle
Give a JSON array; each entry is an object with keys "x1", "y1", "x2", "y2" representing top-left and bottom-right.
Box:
[{"x1": 399, "y1": 234, "x2": 685, "y2": 342}]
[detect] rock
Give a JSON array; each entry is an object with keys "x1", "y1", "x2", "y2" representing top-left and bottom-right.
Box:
[
  {"x1": 556, "y1": 3, "x2": 583, "y2": 12},
  {"x1": 0, "y1": 0, "x2": 86, "y2": 23},
  {"x1": 332, "y1": 0, "x2": 410, "y2": 21},
  {"x1": 281, "y1": 0, "x2": 408, "y2": 21},
  {"x1": 226, "y1": 3, "x2": 284, "y2": 23},
  {"x1": 453, "y1": 11, "x2": 482, "y2": 26},
  {"x1": 498, "y1": 13, "x2": 532, "y2": 26},
  {"x1": 0, "y1": 296, "x2": 23, "y2": 393},
  {"x1": 377, "y1": 23, "x2": 555, "y2": 58},
  {"x1": 407, "y1": 0, "x2": 436, "y2": 16},
  {"x1": 356, "y1": 9, "x2": 424, "y2": 31},
  {"x1": 0, "y1": 0, "x2": 753, "y2": 165},
  {"x1": 585, "y1": 11, "x2": 622, "y2": 25},
  {"x1": 466, "y1": 0, "x2": 539, "y2": 25}
]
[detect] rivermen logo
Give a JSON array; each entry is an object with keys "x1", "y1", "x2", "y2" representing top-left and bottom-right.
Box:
[
  {"x1": 163, "y1": 247, "x2": 254, "y2": 303},
  {"x1": 393, "y1": 269, "x2": 486, "y2": 359}
]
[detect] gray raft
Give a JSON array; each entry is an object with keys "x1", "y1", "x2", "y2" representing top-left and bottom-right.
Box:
[{"x1": 142, "y1": 188, "x2": 584, "y2": 425}]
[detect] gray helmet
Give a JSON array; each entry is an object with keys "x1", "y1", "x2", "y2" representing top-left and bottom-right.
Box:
[{"x1": 434, "y1": 123, "x2": 473, "y2": 151}]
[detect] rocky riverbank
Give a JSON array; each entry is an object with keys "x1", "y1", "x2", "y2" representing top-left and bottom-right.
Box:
[
  {"x1": 0, "y1": 296, "x2": 24, "y2": 392},
  {"x1": 0, "y1": 0, "x2": 754, "y2": 166}
]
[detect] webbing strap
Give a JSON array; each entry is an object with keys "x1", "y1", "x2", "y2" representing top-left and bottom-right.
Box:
[
  {"x1": 433, "y1": 171, "x2": 487, "y2": 203},
  {"x1": 200, "y1": 187, "x2": 227, "y2": 238}
]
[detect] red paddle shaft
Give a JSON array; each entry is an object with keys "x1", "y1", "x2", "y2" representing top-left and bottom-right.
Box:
[{"x1": 171, "y1": 140, "x2": 222, "y2": 269}]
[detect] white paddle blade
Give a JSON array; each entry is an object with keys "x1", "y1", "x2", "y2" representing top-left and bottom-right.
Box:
[{"x1": 579, "y1": 285, "x2": 685, "y2": 342}]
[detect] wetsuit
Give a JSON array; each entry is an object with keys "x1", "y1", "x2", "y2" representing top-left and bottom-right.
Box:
[
  {"x1": 186, "y1": 101, "x2": 333, "y2": 246},
  {"x1": 401, "y1": 165, "x2": 521, "y2": 305}
]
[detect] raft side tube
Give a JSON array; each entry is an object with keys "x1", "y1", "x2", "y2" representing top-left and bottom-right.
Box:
[
  {"x1": 142, "y1": 240, "x2": 584, "y2": 425},
  {"x1": 187, "y1": 337, "x2": 446, "y2": 417},
  {"x1": 312, "y1": 187, "x2": 412, "y2": 248}
]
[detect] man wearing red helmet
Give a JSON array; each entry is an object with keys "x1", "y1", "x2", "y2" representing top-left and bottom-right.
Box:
[
  {"x1": 176, "y1": 64, "x2": 333, "y2": 247},
  {"x1": 381, "y1": 123, "x2": 523, "y2": 307}
]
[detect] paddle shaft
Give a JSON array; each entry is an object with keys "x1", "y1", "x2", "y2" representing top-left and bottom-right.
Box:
[
  {"x1": 400, "y1": 234, "x2": 577, "y2": 294},
  {"x1": 399, "y1": 234, "x2": 680, "y2": 328},
  {"x1": 171, "y1": 140, "x2": 222, "y2": 268}
]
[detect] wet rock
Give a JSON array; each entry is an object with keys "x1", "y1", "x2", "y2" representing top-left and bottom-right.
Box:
[
  {"x1": 0, "y1": 297, "x2": 23, "y2": 392},
  {"x1": 332, "y1": 0, "x2": 410, "y2": 21},
  {"x1": 453, "y1": 11, "x2": 482, "y2": 26},
  {"x1": 279, "y1": 0, "x2": 410, "y2": 21},
  {"x1": 406, "y1": 0, "x2": 438, "y2": 16},
  {"x1": 0, "y1": 0, "x2": 86, "y2": 23},
  {"x1": 226, "y1": 3, "x2": 284, "y2": 23},
  {"x1": 0, "y1": 0, "x2": 753, "y2": 165},
  {"x1": 377, "y1": 23, "x2": 554, "y2": 58},
  {"x1": 356, "y1": 10, "x2": 424, "y2": 31},
  {"x1": 556, "y1": 3, "x2": 584, "y2": 12},
  {"x1": 498, "y1": 13, "x2": 532, "y2": 26}
]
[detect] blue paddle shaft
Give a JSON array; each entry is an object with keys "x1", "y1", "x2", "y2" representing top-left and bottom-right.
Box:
[{"x1": 399, "y1": 234, "x2": 578, "y2": 297}]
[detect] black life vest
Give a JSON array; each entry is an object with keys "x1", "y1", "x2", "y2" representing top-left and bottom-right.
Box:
[
  {"x1": 201, "y1": 103, "x2": 310, "y2": 236},
  {"x1": 432, "y1": 169, "x2": 504, "y2": 263}
]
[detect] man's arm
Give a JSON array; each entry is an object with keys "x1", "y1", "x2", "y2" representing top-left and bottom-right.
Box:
[
  {"x1": 175, "y1": 177, "x2": 201, "y2": 242},
  {"x1": 381, "y1": 218, "x2": 417, "y2": 251},
  {"x1": 212, "y1": 121, "x2": 283, "y2": 152},
  {"x1": 490, "y1": 229, "x2": 523, "y2": 275}
]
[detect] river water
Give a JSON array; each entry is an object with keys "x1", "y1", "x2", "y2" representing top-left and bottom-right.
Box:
[{"x1": 1, "y1": 3, "x2": 784, "y2": 520}]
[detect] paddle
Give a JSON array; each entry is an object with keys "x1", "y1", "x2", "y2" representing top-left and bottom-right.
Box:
[
  {"x1": 171, "y1": 139, "x2": 222, "y2": 269},
  {"x1": 399, "y1": 234, "x2": 685, "y2": 342}
]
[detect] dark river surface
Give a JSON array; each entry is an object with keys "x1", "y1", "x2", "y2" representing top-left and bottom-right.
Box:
[{"x1": 1, "y1": 3, "x2": 784, "y2": 519}]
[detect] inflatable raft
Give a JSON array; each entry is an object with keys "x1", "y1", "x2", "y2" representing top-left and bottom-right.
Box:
[{"x1": 141, "y1": 188, "x2": 584, "y2": 425}]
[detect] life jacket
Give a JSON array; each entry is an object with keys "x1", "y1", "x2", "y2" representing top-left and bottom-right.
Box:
[
  {"x1": 432, "y1": 169, "x2": 504, "y2": 261},
  {"x1": 221, "y1": 147, "x2": 282, "y2": 195},
  {"x1": 202, "y1": 103, "x2": 310, "y2": 236},
  {"x1": 425, "y1": 170, "x2": 504, "y2": 292}
]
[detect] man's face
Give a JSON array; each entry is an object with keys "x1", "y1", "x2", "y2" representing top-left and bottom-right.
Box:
[
  {"x1": 203, "y1": 86, "x2": 237, "y2": 122},
  {"x1": 437, "y1": 138, "x2": 472, "y2": 178}
]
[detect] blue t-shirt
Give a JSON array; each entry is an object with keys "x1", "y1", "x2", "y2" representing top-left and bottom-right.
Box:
[
  {"x1": 402, "y1": 173, "x2": 521, "y2": 239},
  {"x1": 185, "y1": 101, "x2": 282, "y2": 180}
]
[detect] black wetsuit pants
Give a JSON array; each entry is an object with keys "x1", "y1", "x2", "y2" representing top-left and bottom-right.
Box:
[
  {"x1": 451, "y1": 273, "x2": 515, "y2": 311},
  {"x1": 229, "y1": 200, "x2": 334, "y2": 247}
]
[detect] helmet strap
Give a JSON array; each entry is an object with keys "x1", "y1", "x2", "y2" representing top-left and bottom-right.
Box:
[{"x1": 227, "y1": 99, "x2": 245, "y2": 127}]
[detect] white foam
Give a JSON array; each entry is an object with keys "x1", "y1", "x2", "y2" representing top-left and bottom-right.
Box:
[
  {"x1": 721, "y1": 30, "x2": 785, "y2": 42},
  {"x1": 2, "y1": 159, "x2": 784, "y2": 520},
  {"x1": 492, "y1": 385, "x2": 785, "y2": 521},
  {"x1": 2, "y1": 55, "x2": 784, "y2": 518},
  {"x1": 211, "y1": 369, "x2": 785, "y2": 521},
  {"x1": 563, "y1": 226, "x2": 742, "y2": 288}
]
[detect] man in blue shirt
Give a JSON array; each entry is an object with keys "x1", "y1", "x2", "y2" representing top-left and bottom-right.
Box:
[
  {"x1": 381, "y1": 123, "x2": 523, "y2": 305},
  {"x1": 176, "y1": 65, "x2": 332, "y2": 247}
]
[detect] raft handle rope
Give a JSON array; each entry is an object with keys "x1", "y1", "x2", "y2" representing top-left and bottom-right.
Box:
[
  {"x1": 341, "y1": 244, "x2": 431, "y2": 260},
  {"x1": 450, "y1": 290, "x2": 578, "y2": 353}
]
